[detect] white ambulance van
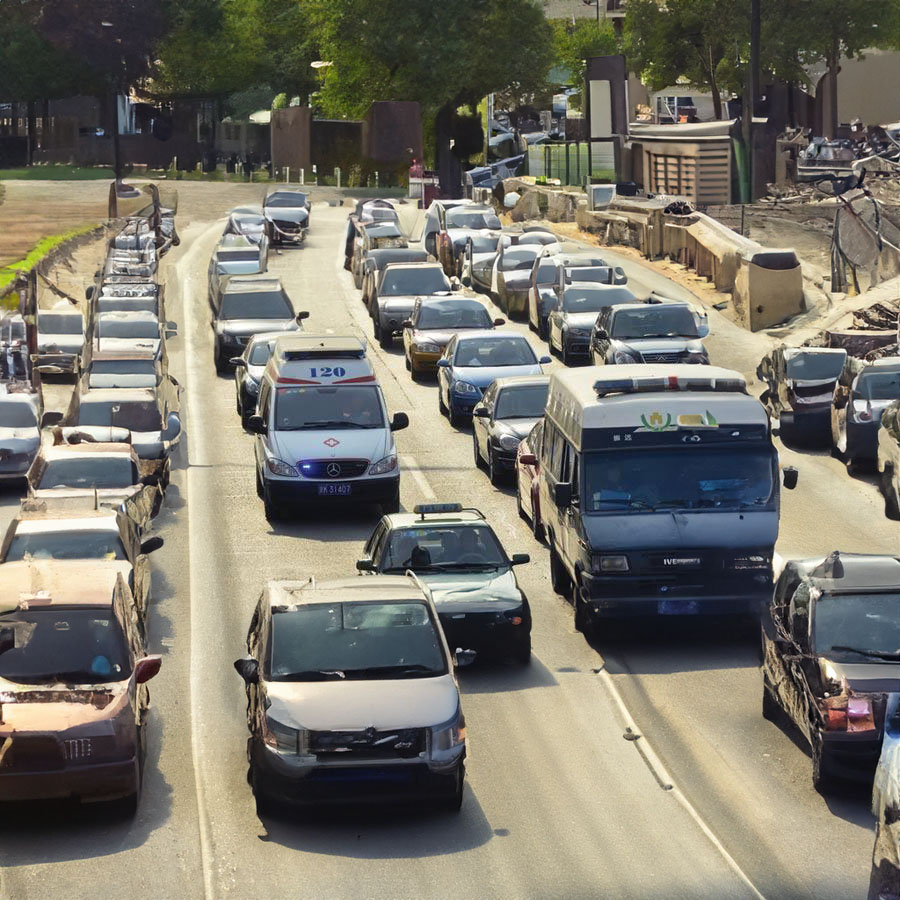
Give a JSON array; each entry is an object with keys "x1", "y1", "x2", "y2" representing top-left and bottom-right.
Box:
[{"x1": 248, "y1": 335, "x2": 409, "y2": 519}]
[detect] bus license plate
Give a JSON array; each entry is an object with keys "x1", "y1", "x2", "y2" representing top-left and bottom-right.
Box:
[{"x1": 318, "y1": 484, "x2": 352, "y2": 496}]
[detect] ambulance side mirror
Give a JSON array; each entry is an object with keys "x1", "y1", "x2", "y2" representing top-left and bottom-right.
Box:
[{"x1": 390, "y1": 412, "x2": 409, "y2": 432}]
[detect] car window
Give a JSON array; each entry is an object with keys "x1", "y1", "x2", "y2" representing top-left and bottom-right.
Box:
[
  {"x1": 381, "y1": 524, "x2": 507, "y2": 572},
  {"x1": 98, "y1": 317, "x2": 159, "y2": 339},
  {"x1": 454, "y1": 337, "x2": 536, "y2": 367},
  {"x1": 380, "y1": 269, "x2": 450, "y2": 296},
  {"x1": 501, "y1": 249, "x2": 539, "y2": 271},
  {"x1": 0, "y1": 402, "x2": 38, "y2": 428},
  {"x1": 220, "y1": 291, "x2": 291, "y2": 320},
  {"x1": 857, "y1": 372, "x2": 900, "y2": 401},
  {"x1": 495, "y1": 383, "x2": 549, "y2": 419},
  {"x1": 445, "y1": 209, "x2": 500, "y2": 229},
  {"x1": 417, "y1": 303, "x2": 491, "y2": 330},
  {"x1": 38, "y1": 456, "x2": 135, "y2": 489},
  {"x1": 813, "y1": 591, "x2": 900, "y2": 661},
  {"x1": 610, "y1": 306, "x2": 698, "y2": 339},
  {"x1": 0, "y1": 608, "x2": 131, "y2": 684},
  {"x1": 563, "y1": 288, "x2": 629, "y2": 313},
  {"x1": 5, "y1": 529, "x2": 128, "y2": 561},
  {"x1": 274, "y1": 385, "x2": 385, "y2": 430},
  {"x1": 268, "y1": 602, "x2": 447, "y2": 680},
  {"x1": 249, "y1": 342, "x2": 275, "y2": 365},
  {"x1": 78, "y1": 398, "x2": 162, "y2": 431},
  {"x1": 39, "y1": 314, "x2": 82, "y2": 334}
]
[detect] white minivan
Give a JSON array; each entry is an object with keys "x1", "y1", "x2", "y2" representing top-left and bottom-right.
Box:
[{"x1": 248, "y1": 335, "x2": 409, "y2": 519}]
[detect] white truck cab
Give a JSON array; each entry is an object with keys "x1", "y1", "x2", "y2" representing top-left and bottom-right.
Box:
[{"x1": 248, "y1": 335, "x2": 409, "y2": 520}]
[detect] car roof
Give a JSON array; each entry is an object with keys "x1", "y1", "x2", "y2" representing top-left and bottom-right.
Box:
[
  {"x1": 40, "y1": 442, "x2": 135, "y2": 463},
  {"x1": 222, "y1": 276, "x2": 283, "y2": 294},
  {"x1": 217, "y1": 234, "x2": 257, "y2": 249},
  {"x1": 455, "y1": 329, "x2": 528, "y2": 342},
  {"x1": 783, "y1": 347, "x2": 846, "y2": 359},
  {"x1": 43, "y1": 302, "x2": 82, "y2": 315},
  {"x1": 491, "y1": 374, "x2": 550, "y2": 390},
  {"x1": 790, "y1": 553, "x2": 900, "y2": 593},
  {"x1": 385, "y1": 510, "x2": 487, "y2": 528},
  {"x1": 0, "y1": 389, "x2": 39, "y2": 406},
  {"x1": 0, "y1": 565, "x2": 123, "y2": 612},
  {"x1": 263, "y1": 575, "x2": 429, "y2": 609},
  {"x1": 13, "y1": 511, "x2": 120, "y2": 533},
  {"x1": 97, "y1": 310, "x2": 159, "y2": 323},
  {"x1": 273, "y1": 334, "x2": 367, "y2": 359},
  {"x1": 610, "y1": 301, "x2": 689, "y2": 314}
]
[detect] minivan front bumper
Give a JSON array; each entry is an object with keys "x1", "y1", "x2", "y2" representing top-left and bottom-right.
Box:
[{"x1": 265, "y1": 473, "x2": 400, "y2": 505}]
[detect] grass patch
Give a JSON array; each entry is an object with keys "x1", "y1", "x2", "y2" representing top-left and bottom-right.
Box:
[
  {"x1": 0, "y1": 165, "x2": 115, "y2": 181},
  {"x1": 0, "y1": 223, "x2": 98, "y2": 293}
]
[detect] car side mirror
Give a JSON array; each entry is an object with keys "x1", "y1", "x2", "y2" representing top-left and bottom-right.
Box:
[
  {"x1": 85, "y1": 286, "x2": 94, "y2": 301},
  {"x1": 539, "y1": 355, "x2": 552, "y2": 365},
  {"x1": 231, "y1": 357, "x2": 247, "y2": 367},
  {"x1": 247, "y1": 414, "x2": 266, "y2": 434},
  {"x1": 473, "y1": 406, "x2": 489, "y2": 418},
  {"x1": 402, "y1": 319, "x2": 413, "y2": 328},
  {"x1": 390, "y1": 412, "x2": 409, "y2": 432},
  {"x1": 454, "y1": 648, "x2": 477, "y2": 668},
  {"x1": 233, "y1": 657, "x2": 259, "y2": 684},
  {"x1": 140, "y1": 536, "x2": 164, "y2": 555},
  {"x1": 356, "y1": 558, "x2": 375, "y2": 571},
  {"x1": 493, "y1": 318, "x2": 505, "y2": 326},
  {"x1": 296, "y1": 311, "x2": 310, "y2": 322},
  {"x1": 41, "y1": 411, "x2": 64, "y2": 428},
  {"x1": 436, "y1": 358, "x2": 450, "y2": 368},
  {"x1": 510, "y1": 553, "x2": 530, "y2": 566},
  {"x1": 163, "y1": 411, "x2": 181, "y2": 442},
  {"x1": 553, "y1": 482, "x2": 572, "y2": 507},
  {"x1": 594, "y1": 329, "x2": 608, "y2": 340},
  {"x1": 134, "y1": 655, "x2": 162, "y2": 684},
  {"x1": 461, "y1": 276, "x2": 471, "y2": 287},
  {"x1": 833, "y1": 391, "x2": 848, "y2": 410},
  {"x1": 782, "y1": 466, "x2": 799, "y2": 490},
  {"x1": 141, "y1": 473, "x2": 160, "y2": 487},
  {"x1": 519, "y1": 453, "x2": 537, "y2": 466}
]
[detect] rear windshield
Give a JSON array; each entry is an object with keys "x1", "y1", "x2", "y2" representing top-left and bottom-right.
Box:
[
  {"x1": 0, "y1": 608, "x2": 130, "y2": 685},
  {"x1": 90, "y1": 359, "x2": 156, "y2": 378},
  {"x1": 78, "y1": 398, "x2": 162, "y2": 431},
  {"x1": 380, "y1": 269, "x2": 449, "y2": 296},
  {"x1": 611, "y1": 306, "x2": 699, "y2": 338},
  {"x1": 454, "y1": 337, "x2": 536, "y2": 367},
  {"x1": 220, "y1": 291, "x2": 291, "y2": 320},
  {"x1": 856, "y1": 371, "x2": 900, "y2": 401},
  {"x1": 38, "y1": 456, "x2": 135, "y2": 490},
  {"x1": 417, "y1": 303, "x2": 491, "y2": 330},
  {"x1": 249, "y1": 342, "x2": 275, "y2": 365},
  {"x1": 5, "y1": 529, "x2": 127, "y2": 562},
  {"x1": 266, "y1": 194, "x2": 307, "y2": 208},
  {"x1": 39, "y1": 314, "x2": 82, "y2": 334},
  {"x1": 563, "y1": 287, "x2": 632, "y2": 313},
  {"x1": 500, "y1": 248, "x2": 539, "y2": 271},
  {"x1": 446, "y1": 209, "x2": 500, "y2": 229},
  {"x1": 0, "y1": 402, "x2": 37, "y2": 428},
  {"x1": 274, "y1": 385, "x2": 385, "y2": 430},
  {"x1": 785, "y1": 352, "x2": 846, "y2": 381},
  {"x1": 268, "y1": 602, "x2": 446, "y2": 681},
  {"x1": 468, "y1": 234, "x2": 500, "y2": 253},
  {"x1": 98, "y1": 317, "x2": 159, "y2": 339},
  {"x1": 495, "y1": 383, "x2": 549, "y2": 419}
]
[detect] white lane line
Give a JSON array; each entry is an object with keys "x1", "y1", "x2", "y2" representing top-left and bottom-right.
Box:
[
  {"x1": 400, "y1": 454, "x2": 436, "y2": 500},
  {"x1": 596, "y1": 666, "x2": 767, "y2": 900}
]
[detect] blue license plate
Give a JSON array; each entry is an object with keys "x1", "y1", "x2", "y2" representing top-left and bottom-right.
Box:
[
  {"x1": 658, "y1": 599, "x2": 700, "y2": 615},
  {"x1": 317, "y1": 484, "x2": 352, "y2": 496}
]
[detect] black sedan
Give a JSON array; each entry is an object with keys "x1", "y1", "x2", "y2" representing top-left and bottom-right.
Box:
[{"x1": 547, "y1": 283, "x2": 636, "y2": 365}]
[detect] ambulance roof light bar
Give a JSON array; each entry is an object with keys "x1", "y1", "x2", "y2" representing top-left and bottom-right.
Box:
[{"x1": 593, "y1": 373, "x2": 747, "y2": 398}]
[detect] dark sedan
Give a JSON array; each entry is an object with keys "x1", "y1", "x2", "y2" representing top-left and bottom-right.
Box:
[
  {"x1": 548, "y1": 283, "x2": 636, "y2": 365},
  {"x1": 832, "y1": 359, "x2": 900, "y2": 468}
]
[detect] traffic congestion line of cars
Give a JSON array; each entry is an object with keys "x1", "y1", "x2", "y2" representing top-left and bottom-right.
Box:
[{"x1": 0, "y1": 192, "x2": 180, "y2": 814}]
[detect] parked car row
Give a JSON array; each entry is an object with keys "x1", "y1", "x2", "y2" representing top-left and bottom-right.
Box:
[{"x1": 0, "y1": 195, "x2": 179, "y2": 814}]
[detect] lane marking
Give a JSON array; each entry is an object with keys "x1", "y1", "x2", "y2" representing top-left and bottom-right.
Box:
[
  {"x1": 596, "y1": 666, "x2": 767, "y2": 900},
  {"x1": 400, "y1": 454, "x2": 437, "y2": 500}
]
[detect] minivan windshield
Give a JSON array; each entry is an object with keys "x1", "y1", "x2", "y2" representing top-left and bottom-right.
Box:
[
  {"x1": 39, "y1": 314, "x2": 82, "y2": 334},
  {"x1": 785, "y1": 351, "x2": 846, "y2": 381},
  {"x1": 220, "y1": 291, "x2": 291, "y2": 320},
  {"x1": 611, "y1": 306, "x2": 699, "y2": 339},
  {"x1": 583, "y1": 447, "x2": 775, "y2": 512},
  {"x1": 814, "y1": 592, "x2": 900, "y2": 662},
  {"x1": 274, "y1": 385, "x2": 385, "y2": 430},
  {"x1": 0, "y1": 609, "x2": 130, "y2": 684},
  {"x1": 380, "y1": 268, "x2": 450, "y2": 296},
  {"x1": 856, "y1": 371, "x2": 900, "y2": 401},
  {"x1": 269, "y1": 602, "x2": 446, "y2": 681}
]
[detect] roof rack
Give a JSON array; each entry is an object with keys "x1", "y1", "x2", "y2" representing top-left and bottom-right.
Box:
[
  {"x1": 594, "y1": 372, "x2": 747, "y2": 398},
  {"x1": 277, "y1": 335, "x2": 367, "y2": 361},
  {"x1": 412, "y1": 503, "x2": 485, "y2": 521}
]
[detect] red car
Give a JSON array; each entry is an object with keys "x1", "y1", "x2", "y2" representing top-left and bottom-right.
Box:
[{"x1": 515, "y1": 419, "x2": 544, "y2": 541}]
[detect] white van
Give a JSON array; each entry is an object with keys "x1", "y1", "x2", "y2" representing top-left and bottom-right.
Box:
[{"x1": 248, "y1": 335, "x2": 409, "y2": 519}]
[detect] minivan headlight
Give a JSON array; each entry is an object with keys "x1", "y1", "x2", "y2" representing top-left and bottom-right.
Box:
[
  {"x1": 266, "y1": 457, "x2": 299, "y2": 477},
  {"x1": 369, "y1": 454, "x2": 397, "y2": 475},
  {"x1": 263, "y1": 714, "x2": 308, "y2": 754},
  {"x1": 592, "y1": 554, "x2": 630, "y2": 574}
]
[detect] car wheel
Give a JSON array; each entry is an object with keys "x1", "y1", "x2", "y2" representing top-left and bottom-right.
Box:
[
  {"x1": 549, "y1": 543, "x2": 571, "y2": 598},
  {"x1": 473, "y1": 431, "x2": 485, "y2": 469},
  {"x1": 379, "y1": 330, "x2": 392, "y2": 350},
  {"x1": 438, "y1": 387, "x2": 448, "y2": 417},
  {"x1": 762, "y1": 679, "x2": 780, "y2": 721},
  {"x1": 438, "y1": 764, "x2": 464, "y2": 812},
  {"x1": 488, "y1": 448, "x2": 503, "y2": 486},
  {"x1": 561, "y1": 341, "x2": 570, "y2": 367},
  {"x1": 111, "y1": 725, "x2": 142, "y2": 818},
  {"x1": 516, "y1": 475, "x2": 526, "y2": 519},
  {"x1": 213, "y1": 341, "x2": 227, "y2": 374},
  {"x1": 538, "y1": 319, "x2": 548, "y2": 341},
  {"x1": 883, "y1": 464, "x2": 900, "y2": 520},
  {"x1": 235, "y1": 387, "x2": 242, "y2": 415},
  {"x1": 531, "y1": 496, "x2": 545, "y2": 543},
  {"x1": 405, "y1": 355, "x2": 411, "y2": 371},
  {"x1": 372, "y1": 318, "x2": 382, "y2": 342},
  {"x1": 812, "y1": 740, "x2": 835, "y2": 793},
  {"x1": 573, "y1": 583, "x2": 595, "y2": 637},
  {"x1": 512, "y1": 635, "x2": 531, "y2": 665},
  {"x1": 263, "y1": 486, "x2": 281, "y2": 521},
  {"x1": 448, "y1": 401, "x2": 463, "y2": 428},
  {"x1": 382, "y1": 490, "x2": 400, "y2": 515},
  {"x1": 252, "y1": 767, "x2": 280, "y2": 818}
]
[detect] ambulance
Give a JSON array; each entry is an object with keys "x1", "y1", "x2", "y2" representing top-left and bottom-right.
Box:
[{"x1": 248, "y1": 335, "x2": 409, "y2": 519}]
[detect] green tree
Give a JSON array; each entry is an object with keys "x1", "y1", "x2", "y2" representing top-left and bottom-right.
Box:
[
  {"x1": 625, "y1": 0, "x2": 746, "y2": 119},
  {"x1": 551, "y1": 18, "x2": 619, "y2": 91}
]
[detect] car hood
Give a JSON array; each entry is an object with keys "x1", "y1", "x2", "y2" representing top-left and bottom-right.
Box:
[
  {"x1": 494, "y1": 417, "x2": 541, "y2": 439},
  {"x1": 581, "y1": 510, "x2": 777, "y2": 550},
  {"x1": 265, "y1": 207, "x2": 308, "y2": 224},
  {"x1": 65, "y1": 425, "x2": 172, "y2": 460},
  {"x1": 415, "y1": 568, "x2": 522, "y2": 613},
  {"x1": 820, "y1": 658, "x2": 900, "y2": 693},
  {"x1": 0, "y1": 680, "x2": 130, "y2": 732},
  {"x1": 502, "y1": 273, "x2": 531, "y2": 290},
  {"x1": 0, "y1": 427, "x2": 40, "y2": 450},
  {"x1": 614, "y1": 337, "x2": 706, "y2": 355},
  {"x1": 380, "y1": 292, "x2": 452, "y2": 310},
  {"x1": 97, "y1": 337, "x2": 160, "y2": 355},
  {"x1": 32, "y1": 485, "x2": 141, "y2": 508},
  {"x1": 264, "y1": 674, "x2": 458, "y2": 731},
  {"x1": 37, "y1": 335, "x2": 83, "y2": 353},
  {"x1": 452, "y1": 364, "x2": 543, "y2": 388},
  {"x1": 218, "y1": 319, "x2": 297, "y2": 338},
  {"x1": 413, "y1": 327, "x2": 485, "y2": 347},
  {"x1": 268, "y1": 428, "x2": 392, "y2": 465}
]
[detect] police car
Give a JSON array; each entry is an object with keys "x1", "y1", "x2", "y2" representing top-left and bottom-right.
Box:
[
  {"x1": 357, "y1": 504, "x2": 532, "y2": 663},
  {"x1": 247, "y1": 335, "x2": 409, "y2": 519}
]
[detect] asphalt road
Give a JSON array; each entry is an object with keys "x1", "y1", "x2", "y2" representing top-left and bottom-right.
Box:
[{"x1": 1, "y1": 189, "x2": 897, "y2": 899}]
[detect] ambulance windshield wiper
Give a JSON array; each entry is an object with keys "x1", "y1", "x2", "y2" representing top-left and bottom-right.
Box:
[{"x1": 287, "y1": 420, "x2": 382, "y2": 430}]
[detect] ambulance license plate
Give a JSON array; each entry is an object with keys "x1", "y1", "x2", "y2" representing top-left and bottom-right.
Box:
[{"x1": 318, "y1": 483, "x2": 351, "y2": 496}]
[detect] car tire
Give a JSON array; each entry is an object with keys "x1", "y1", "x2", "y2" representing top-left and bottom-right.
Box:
[
  {"x1": 512, "y1": 636, "x2": 531, "y2": 665},
  {"x1": 448, "y1": 401, "x2": 463, "y2": 428},
  {"x1": 405, "y1": 355, "x2": 411, "y2": 371},
  {"x1": 379, "y1": 332, "x2": 392, "y2": 350},
  {"x1": 549, "y1": 543, "x2": 571, "y2": 599},
  {"x1": 531, "y1": 497, "x2": 544, "y2": 543},
  {"x1": 438, "y1": 387, "x2": 448, "y2": 417},
  {"x1": 263, "y1": 486, "x2": 281, "y2": 521},
  {"x1": 762, "y1": 681, "x2": 780, "y2": 721},
  {"x1": 883, "y1": 464, "x2": 900, "y2": 520},
  {"x1": 516, "y1": 475, "x2": 526, "y2": 519},
  {"x1": 255, "y1": 466, "x2": 264, "y2": 499},
  {"x1": 538, "y1": 320, "x2": 548, "y2": 341},
  {"x1": 382, "y1": 490, "x2": 400, "y2": 515},
  {"x1": 561, "y1": 341, "x2": 570, "y2": 367},
  {"x1": 111, "y1": 725, "x2": 142, "y2": 818},
  {"x1": 438, "y1": 765, "x2": 464, "y2": 812},
  {"x1": 812, "y1": 740, "x2": 835, "y2": 793},
  {"x1": 488, "y1": 448, "x2": 502, "y2": 486},
  {"x1": 252, "y1": 768, "x2": 280, "y2": 818},
  {"x1": 573, "y1": 584, "x2": 595, "y2": 637},
  {"x1": 473, "y1": 431, "x2": 485, "y2": 469},
  {"x1": 213, "y1": 341, "x2": 227, "y2": 374}
]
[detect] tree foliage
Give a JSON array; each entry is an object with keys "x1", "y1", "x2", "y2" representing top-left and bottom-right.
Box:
[{"x1": 551, "y1": 18, "x2": 619, "y2": 88}]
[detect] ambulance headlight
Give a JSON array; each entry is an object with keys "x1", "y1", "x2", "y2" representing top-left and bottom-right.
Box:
[
  {"x1": 369, "y1": 454, "x2": 397, "y2": 476},
  {"x1": 266, "y1": 458, "x2": 299, "y2": 478}
]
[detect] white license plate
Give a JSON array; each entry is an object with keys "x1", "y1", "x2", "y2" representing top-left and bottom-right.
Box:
[{"x1": 317, "y1": 483, "x2": 352, "y2": 496}]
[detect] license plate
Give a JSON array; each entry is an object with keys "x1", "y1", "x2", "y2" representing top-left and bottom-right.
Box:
[
  {"x1": 317, "y1": 483, "x2": 351, "y2": 496},
  {"x1": 658, "y1": 599, "x2": 700, "y2": 615}
]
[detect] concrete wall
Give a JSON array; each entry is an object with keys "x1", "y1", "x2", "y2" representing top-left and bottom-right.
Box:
[
  {"x1": 271, "y1": 107, "x2": 312, "y2": 172},
  {"x1": 837, "y1": 49, "x2": 900, "y2": 126}
]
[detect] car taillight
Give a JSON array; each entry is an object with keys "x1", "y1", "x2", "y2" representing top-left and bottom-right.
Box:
[{"x1": 822, "y1": 694, "x2": 876, "y2": 732}]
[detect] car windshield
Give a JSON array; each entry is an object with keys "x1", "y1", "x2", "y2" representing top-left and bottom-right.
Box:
[
  {"x1": 446, "y1": 209, "x2": 500, "y2": 229},
  {"x1": 495, "y1": 383, "x2": 548, "y2": 419},
  {"x1": 78, "y1": 398, "x2": 162, "y2": 431},
  {"x1": 583, "y1": 447, "x2": 775, "y2": 512},
  {"x1": 0, "y1": 609, "x2": 130, "y2": 685},
  {"x1": 417, "y1": 303, "x2": 491, "y2": 330},
  {"x1": 0, "y1": 402, "x2": 37, "y2": 428},
  {"x1": 38, "y1": 456, "x2": 135, "y2": 490},
  {"x1": 381, "y1": 268, "x2": 449, "y2": 295},
  {"x1": 611, "y1": 306, "x2": 699, "y2": 338},
  {"x1": 217, "y1": 250, "x2": 260, "y2": 262},
  {"x1": 274, "y1": 385, "x2": 385, "y2": 430},
  {"x1": 564, "y1": 256, "x2": 607, "y2": 268},
  {"x1": 266, "y1": 193, "x2": 307, "y2": 208},
  {"x1": 220, "y1": 291, "x2": 291, "y2": 320},
  {"x1": 269, "y1": 602, "x2": 446, "y2": 681},
  {"x1": 381, "y1": 524, "x2": 507, "y2": 572},
  {"x1": 785, "y1": 352, "x2": 846, "y2": 381},
  {"x1": 501, "y1": 249, "x2": 539, "y2": 271},
  {"x1": 39, "y1": 314, "x2": 82, "y2": 335},
  {"x1": 857, "y1": 372, "x2": 900, "y2": 401},
  {"x1": 468, "y1": 234, "x2": 500, "y2": 253},
  {"x1": 90, "y1": 359, "x2": 156, "y2": 378},
  {"x1": 97, "y1": 298, "x2": 158, "y2": 314},
  {"x1": 454, "y1": 337, "x2": 537, "y2": 367},
  {"x1": 536, "y1": 261, "x2": 557, "y2": 283},
  {"x1": 5, "y1": 529, "x2": 127, "y2": 562},
  {"x1": 249, "y1": 342, "x2": 275, "y2": 365},
  {"x1": 98, "y1": 318, "x2": 159, "y2": 339},
  {"x1": 814, "y1": 592, "x2": 900, "y2": 661},
  {"x1": 563, "y1": 287, "x2": 628, "y2": 313}
]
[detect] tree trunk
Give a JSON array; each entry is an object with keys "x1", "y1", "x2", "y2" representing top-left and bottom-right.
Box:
[
  {"x1": 825, "y1": 35, "x2": 840, "y2": 139},
  {"x1": 435, "y1": 103, "x2": 461, "y2": 198},
  {"x1": 710, "y1": 79, "x2": 723, "y2": 121}
]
